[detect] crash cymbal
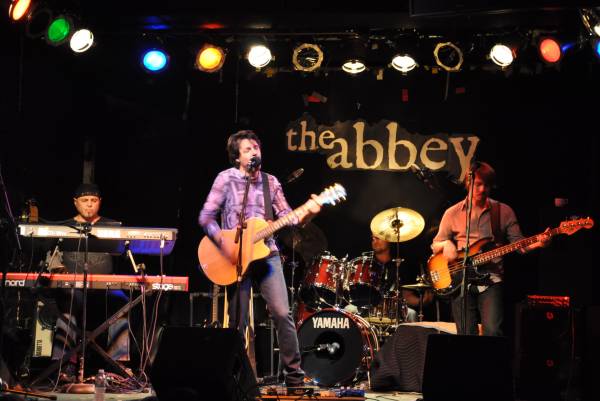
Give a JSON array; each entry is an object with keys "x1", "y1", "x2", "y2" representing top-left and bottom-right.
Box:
[
  {"x1": 370, "y1": 207, "x2": 425, "y2": 242},
  {"x1": 401, "y1": 282, "x2": 431, "y2": 290},
  {"x1": 278, "y1": 222, "x2": 328, "y2": 264}
]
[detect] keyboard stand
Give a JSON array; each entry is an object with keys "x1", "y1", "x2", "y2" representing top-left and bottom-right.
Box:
[{"x1": 29, "y1": 291, "x2": 150, "y2": 386}]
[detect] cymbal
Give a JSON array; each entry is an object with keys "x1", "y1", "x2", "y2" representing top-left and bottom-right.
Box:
[
  {"x1": 401, "y1": 282, "x2": 431, "y2": 290},
  {"x1": 277, "y1": 222, "x2": 328, "y2": 264},
  {"x1": 370, "y1": 207, "x2": 425, "y2": 242}
]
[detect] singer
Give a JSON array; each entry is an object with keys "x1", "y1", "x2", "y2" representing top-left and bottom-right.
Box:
[{"x1": 198, "y1": 130, "x2": 321, "y2": 390}]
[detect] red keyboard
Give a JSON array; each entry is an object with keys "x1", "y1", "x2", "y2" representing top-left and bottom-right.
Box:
[{"x1": 0, "y1": 272, "x2": 188, "y2": 292}]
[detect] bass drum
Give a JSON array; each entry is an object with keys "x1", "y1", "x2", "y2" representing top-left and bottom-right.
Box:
[{"x1": 297, "y1": 309, "x2": 379, "y2": 387}]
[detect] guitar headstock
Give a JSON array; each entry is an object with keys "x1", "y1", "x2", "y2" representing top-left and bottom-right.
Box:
[
  {"x1": 317, "y1": 183, "x2": 347, "y2": 206},
  {"x1": 559, "y1": 217, "x2": 594, "y2": 236}
]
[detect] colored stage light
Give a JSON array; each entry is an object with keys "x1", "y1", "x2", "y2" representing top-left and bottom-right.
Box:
[
  {"x1": 391, "y1": 54, "x2": 417, "y2": 73},
  {"x1": 292, "y1": 43, "x2": 324, "y2": 72},
  {"x1": 593, "y1": 38, "x2": 600, "y2": 59},
  {"x1": 195, "y1": 44, "x2": 226, "y2": 73},
  {"x1": 538, "y1": 37, "x2": 562, "y2": 64},
  {"x1": 247, "y1": 45, "x2": 272, "y2": 68},
  {"x1": 69, "y1": 29, "x2": 94, "y2": 53},
  {"x1": 489, "y1": 44, "x2": 515, "y2": 67},
  {"x1": 8, "y1": 0, "x2": 31, "y2": 21},
  {"x1": 142, "y1": 49, "x2": 169, "y2": 72},
  {"x1": 46, "y1": 16, "x2": 72, "y2": 46}
]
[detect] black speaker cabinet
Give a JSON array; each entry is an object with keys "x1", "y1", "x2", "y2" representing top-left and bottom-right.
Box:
[
  {"x1": 422, "y1": 334, "x2": 513, "y2": 401},
  {"x1": 514, "y1": 303, "x2": 574, "y2": 401},
  {"x1": 149, "y1": 327, "x2": 258, "y2": 401}
]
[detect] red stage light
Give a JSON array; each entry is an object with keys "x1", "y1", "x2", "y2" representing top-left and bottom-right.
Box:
[{"x1": 539, "y1": 38, "x2": 562, "y2": 63}]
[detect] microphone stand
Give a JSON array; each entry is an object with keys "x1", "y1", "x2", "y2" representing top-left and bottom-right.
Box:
[
  {"x1": 391, "y1": 210, "x2": 404, "y2": 326},
  {"x1": 233, "y1": 169, "x2": 254, "y2": 331},
  {"x1": 67, "y1": 222, "x2": 94, "y2": 393},
  {"x1": 460, "y1": 169, "x2": 476, "y2": 335}
]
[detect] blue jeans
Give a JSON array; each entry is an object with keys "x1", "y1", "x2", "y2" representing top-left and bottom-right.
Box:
[
  {"x1": 451, "y1": 283, "x2": 503, "y2": 336},
  {"x1": 227, "y1": 254, "x2": 304, "y2": 385}
]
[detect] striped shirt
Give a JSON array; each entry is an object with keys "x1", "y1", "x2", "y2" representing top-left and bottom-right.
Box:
[{"x1": 199, "y1": 167, "x2": 295, "y2": 253}]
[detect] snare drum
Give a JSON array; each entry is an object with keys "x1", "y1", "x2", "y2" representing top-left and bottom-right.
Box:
[
  {"x1": 297, "y1": 308, "x2": 379, "y2": 387},
  {"x1": 345, "y1": 252, "x2": 383, "y2": 307},
  {"x1": 299, "y1": 252, "x2": 341, "y2": 309}
]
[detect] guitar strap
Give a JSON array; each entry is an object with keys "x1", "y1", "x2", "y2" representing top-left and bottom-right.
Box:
[
  {"x1": 490, "y1": 200, "x2": 504, "y2": 245},
  {"x1": 261, "y1": 172, "x2": 274, "y2": 221}
]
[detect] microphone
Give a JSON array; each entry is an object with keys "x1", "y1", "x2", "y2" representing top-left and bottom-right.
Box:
[
  {"x1": 248, "y1": 156, "x2": 261, "y2": 172},
  {"x1": 286, "y1": 168, "x2": 304, "y2": 183},
  {"x1": 410, "y1": 164, "x2": 434, "y2": 189},
  {"x1": 326, "y1": 342, "x2": 340, "y2": 355}
]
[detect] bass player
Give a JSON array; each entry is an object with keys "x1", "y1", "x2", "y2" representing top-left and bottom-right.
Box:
[{"x1": 430, "y1": 161, "x2": 551, "y2": 336}]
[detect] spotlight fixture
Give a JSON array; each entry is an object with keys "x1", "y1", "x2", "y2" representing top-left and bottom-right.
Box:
[
  {"x1": 592, "y1": 38, "x2": 600, "y2": 59},
  {"x1": 195, "y1": 43, "x2": 226, "y2": 73},
  {"x1": 538, "y1": 37, "x2": 562, "y2": 64},
  {"x1": 8, "y1": 0, "x2": 32, "y2": 21},
  {"x1": 489, "y1": 44, "x2": 515, "y2": 67},
  {"x1": 25, "y1": 7, "x2": 52, "y2": 38},
  {"x1": 391, "y1": 54, "x2": 417, "y2": 73},
  {"x1": 292, "y1": 43, "x2": 324, "y2": 72},
  {"x1": 342, "y1": 59, "x2": 366, "y2": 74},
  {"x1": 69, "y1": 28, "x2": 94, "y2": 53},
  {"x1": 580, "y1": 8, "x2": 600, "y2": 37},
  {"x1": 142, "y1": 49, "x2": 169, "y2": 72},
  {"x1": 46, "y1": 15, "x2": 73, "y2": 46},
  {"x1": 247, "y1": 45, "x2": 272, "y2": 69},
  {"x1": 433, "y1": 42, "x2": 463, "y2": 72}
]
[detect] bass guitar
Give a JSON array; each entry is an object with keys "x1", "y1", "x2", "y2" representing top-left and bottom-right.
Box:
[
  {"x1": 198, "y1": 183, "x2": 347, "y2": 285},
  {"x1": 426, "y1": 217, "x2": 594, "y2": 296}
]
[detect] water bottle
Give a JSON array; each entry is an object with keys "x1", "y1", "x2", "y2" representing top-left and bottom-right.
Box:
[{"x1": 94, "y1": 369, "x2": 107, "y2": 401}]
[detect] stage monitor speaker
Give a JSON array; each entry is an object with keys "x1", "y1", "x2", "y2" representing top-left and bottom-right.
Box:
[
  {"x1": 422, "y1": 334, "x2": 513, "y2": 401},
  {"x1": 514, "y1": 302, "x2": 574, "y2": 401},
  {"x1": 149, "y1": 327, "x2": 258, "y2": 401}
]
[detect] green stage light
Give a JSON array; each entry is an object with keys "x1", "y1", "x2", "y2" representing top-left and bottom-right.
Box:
[{"x1": 46, "y1": 16, "x2": 72, "y2": 46}]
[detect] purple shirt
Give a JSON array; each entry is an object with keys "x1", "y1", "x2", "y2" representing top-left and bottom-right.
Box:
[{"x1": 199, "y1": 168, "x2": 294, "y2": 252}]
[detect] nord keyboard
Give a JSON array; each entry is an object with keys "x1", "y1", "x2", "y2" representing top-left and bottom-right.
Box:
[
  {"x1": 1, "y1": 272, "x2": 188, "y2": 292},
  {"x1": 18, "y1": 224, "x2": 178, "y2": 255}
]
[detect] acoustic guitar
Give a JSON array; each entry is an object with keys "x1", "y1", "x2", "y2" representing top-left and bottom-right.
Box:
[
  {"x1": 198, "y1": 183, "x2": 347, "y2": 286},
  {"x1": 426, "y1": 217, "x2": 594, "y2": 296}
]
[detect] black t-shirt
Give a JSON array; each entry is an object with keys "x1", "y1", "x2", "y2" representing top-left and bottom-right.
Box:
[{"x1": 61, "y1": 217, "x2": 120, "y2": 274}]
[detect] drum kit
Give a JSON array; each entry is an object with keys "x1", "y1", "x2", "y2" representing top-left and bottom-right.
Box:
[{"x1": 285, "y1": 206, "x2": 434, "y2": 387}]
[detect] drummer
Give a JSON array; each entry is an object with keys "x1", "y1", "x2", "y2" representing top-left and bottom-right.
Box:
[{"x1": 370, "y1": 236, "x2": 423, "y2": 322}]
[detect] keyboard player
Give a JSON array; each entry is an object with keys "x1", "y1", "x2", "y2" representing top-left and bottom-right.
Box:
[{"x1": 49, "y1": 183, "x2": 129, "y2": 383}]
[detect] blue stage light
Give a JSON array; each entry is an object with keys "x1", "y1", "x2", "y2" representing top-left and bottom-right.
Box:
[{"x1": 142, "y1": 49, "x2": 168, "y2": 72}]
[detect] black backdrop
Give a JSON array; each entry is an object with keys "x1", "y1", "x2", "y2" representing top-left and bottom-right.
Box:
[{"x1": 1, "y1": 16, "x2": 599, "y2": 328}]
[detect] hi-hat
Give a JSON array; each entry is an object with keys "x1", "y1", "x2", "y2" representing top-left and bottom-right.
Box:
[
  {"x1": 370, "y1": 207, "x2": 425, "y2": 242},
  {"x1": 401, "y1": 282, "x2": 431, "y2": 290}
]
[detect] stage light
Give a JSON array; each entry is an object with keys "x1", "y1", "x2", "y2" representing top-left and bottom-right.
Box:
[
  {"x1": 142, "y1": 49, "x2": 169, "y2": 72},
  {"x1": 46, "y1": 15, "x2": 72, "y2": 46},
  {"x1": 292, "y1": 43, "x2": 324, "y2": 72},
  {"x1": 580, "y1": 8, "x2": 600, "y2": 37},
  {"x1": 69, "y1": 29, "x2": 94, "y2": 53},
  {"x1": 593, "y1": 38, "x2": 600, "y2": 59},
  {"x1": 489, "y1": 44, "x2": 515, "y2": 67},
  {"x1": 25, "y1": 7, "x2": 51, "y2": 38},
  {"x1": 8, "y1": 0, "x2": 31, "y2": 21},
  {"x1": 391, "y1": 54, "x2": 417, "y2": 73},
  {"x1": 433, "y1": 42, "x2": 463, "y2": 72},
  {"x1": 538, "y1": 37, "x2": 562, "y2": 64},
  {"x1": 342, "y1": 59, "x2": 366, "y2": 74},
  {"x1": 195, "y1": 44, "x2": 226, "y2": 73},
  {"x1": 247, "y1": 45, "x2": 272, "y2": 68}
]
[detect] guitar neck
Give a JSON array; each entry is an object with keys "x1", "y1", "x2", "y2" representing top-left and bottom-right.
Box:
[
  {"x1": 253, "y1": 205, "x2": 306, "y2": 242},
  {"x1": 211, "y1": 284, "x2": 220, "y2": 323},
  {"x1": 471, "y1": 227, "x2": 559, "y2": 266}
]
